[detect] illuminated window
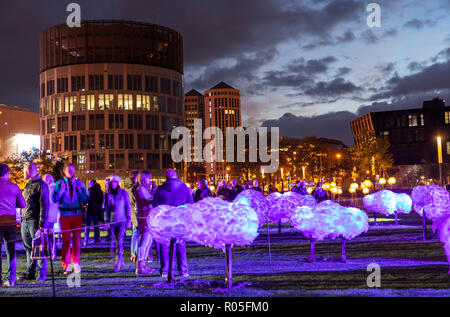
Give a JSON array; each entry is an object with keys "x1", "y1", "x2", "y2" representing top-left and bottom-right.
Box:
[
  {"x1": 420, "y1": 113, "x2": 424, "y2": 126},
  {"x1": 124, "y1": 94, "x2": 133, "y2": 110},
  {"x1": 87, "y1": 95, "x2": 95, "y2": 110},
  {"x1": 65, "y1": 96, "x2": 77, "y2": 112},
  {"x1": 118, "y1": 94, "x2": 124, "y2": 110},
  {"x1": 143, "y1": 95, "x2": 150, "y2": 110},
  {"x1": 80, "y1": 95, "x2": 86, "y2": 111},
  {"x1": 99, "y1": 94, "x2": 114, "y2": 110},
  {"x1": 447, "y1": 141, "x2": 450, "y2": 155},
  {"x1": 136, "y1": 95, "x2": 142, "y2": 110},
  {"x1": 153, "y1": 96, "x2": 159, "y2": 111},
  {"x1": 445, "y1": 112, "x2": 450, "y2": 124}
]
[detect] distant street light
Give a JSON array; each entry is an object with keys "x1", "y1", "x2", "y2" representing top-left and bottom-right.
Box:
[
  {"x1": 437, "y1": 136, "x2": 443, "y2": 186},
  {"x1": 388, "y1": 177, "x2": 396, "y2": 185}
]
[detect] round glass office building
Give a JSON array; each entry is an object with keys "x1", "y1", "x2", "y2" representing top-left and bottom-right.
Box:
[{"x1": 39, "y1": 20, "x2": 184, "y2": 182}]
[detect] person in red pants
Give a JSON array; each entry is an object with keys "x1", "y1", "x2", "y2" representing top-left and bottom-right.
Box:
[{"x1": 52, "y1": 164, "x2": 88, "y2": 274}]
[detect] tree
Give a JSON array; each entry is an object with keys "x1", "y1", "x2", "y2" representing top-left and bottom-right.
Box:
[
  {"x1": 350, "y1": 135, "x2": 393, "y2": 179},
  {"x1": 4, "y1": 149, "x2": 56, "y2": 189},
  {"x1": 292, "y1": 137, "x2": 328, "y2": 180}
]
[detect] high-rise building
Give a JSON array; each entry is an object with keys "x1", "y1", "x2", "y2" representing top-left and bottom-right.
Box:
[
  {"x1": 0, "y1": 104, "x2": 40, "y2": 160},
  {"x1": 204, "y1": 81, "x2": 241, "y2": 182},
  {"x1": 184, "y1": 89, "x2": 206, "y2": 182},
  {"x1": 39, "y1": 20, "x2": 184, "y2": 182}
]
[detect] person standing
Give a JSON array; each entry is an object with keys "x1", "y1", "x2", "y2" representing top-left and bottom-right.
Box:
[
  {"x1": 103, "y1": 177, "x2": 112, "y2": 242},
  {"x1": 268, "y1": 184, "x2": 278, "y2": 193},
  {"x1": 216, "y1": 180, "x2": 231, "y2": 201},
  {"x1": 104, "y1": 175, "x2": 131, "y2": 272},
  {"x1": 52, "y1": 163, "x2": 88, "y2": 274},
  {"x1": 229, "y1": 179, "x2": 244, "y2": 201},
  {"x1": 43, "y1": 174, "x2": 60, "y2": 260},
  {"x1": 313, "y1": 182, "x2": 329, "y2": 203},
  {"x1": 153, "y1": 169, "x2": 193, "y2": 278},
  {"x1": 84, "y1": 179, "x2": 104, "y2": 246},
  {"x1": 0, "y1": 163, "x2": 26, "y2": 287},
  {"x1": 19, "y1": 163, "x2": 49, "y2": 282},
  {"x1": 132, "y1": 171, "x2": 156, "y2": 275},
  {"x1": 293, "y1": 180, "x2": 308, "y2": 195},
  {"x1": 193, "y1": 179, "x2": 212, "y2": 202},
  {"x1": 252, "y1": 180, "x2": 263, "y2": 193},
  {"x1": 124, "y1": 171, "x2": 139, "y2": 262}
]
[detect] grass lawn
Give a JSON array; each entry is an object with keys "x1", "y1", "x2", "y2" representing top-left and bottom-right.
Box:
[{"x1": 1, "y1": 213, "x2": 450, "y2": 297}]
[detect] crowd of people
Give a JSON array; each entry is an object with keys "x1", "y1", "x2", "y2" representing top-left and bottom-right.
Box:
[{"x1": 0, "y1": 161, "x2": 329, "y2": 288}]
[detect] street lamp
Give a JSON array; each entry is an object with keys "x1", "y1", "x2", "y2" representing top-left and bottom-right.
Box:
[
  {"x1": 388, "y1": 177, "x2": 396, "y2": 186},
  {"x1": 437, "y1": 136, "x2": 443, "y2": 186},
  {"x1": 336, "y1": 153, "x2": 342, "y2": 178}
]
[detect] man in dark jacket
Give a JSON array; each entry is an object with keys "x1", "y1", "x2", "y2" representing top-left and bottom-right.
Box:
[
  {"x1": 153, "y1": 169, "x2": 193, "y2": 278},
  {"x1": 229, "y1": 179, "x2": 244, "y2": 201},
  {"x1": 84, "y1": 179, "x2": 103, "y2": 246},
  {"x1": 19, "y1": 163, "x2": 49, "y2": 281},
  {"x1": 292, "y1": 180, "x2": 308, "y2": 195},
  {"x1": 313, "y1": 182, "x2": 329, "y2": 203},
  {"x1": 193, "y1": 179, "x2": 212, "y2": 202},
  {"x1": 252, "y1": 180, "x2": 263, "y2": 193},
  {"x1": 0, "y1": 163, "x2": 26, "y2": 287}
]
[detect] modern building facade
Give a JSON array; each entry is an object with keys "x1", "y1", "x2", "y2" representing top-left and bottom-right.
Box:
[
  {"x1": 203, "y1": 82, "x2": 241, "y2": 182},
  {"x1": 184, "y1": 89, "x2": 206, "y2": 182},
  {"x1": 350, "y1": 97, "x2": 450, "y2": 184},
  {"x1": 0, "y1": 104, "x2": 40, "y2": 160},
  {"x1": 39, "y1": 20, "x2": 184, "y2": 182}
]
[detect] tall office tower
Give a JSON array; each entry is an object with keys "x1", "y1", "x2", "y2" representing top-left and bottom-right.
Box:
[
  {"x1": 184, "y1": 89, "x2": 206, "y2": 181},
  {"x1": 203, "y1": 81, "x2": 241, "y2": 182},
  {"x1": 39, "y1": 20, "x2": 184, "y2": 183}
]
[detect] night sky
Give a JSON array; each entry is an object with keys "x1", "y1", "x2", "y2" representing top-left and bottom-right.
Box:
[{"x1": 1, "y1": 0, "x2": 449, "y2": 145}]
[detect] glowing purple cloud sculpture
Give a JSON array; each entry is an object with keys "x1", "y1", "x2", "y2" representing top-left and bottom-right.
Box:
[
  {"x1": 411, "y1": 185, "x2": 450, "y2": 221},
  {"x1": 432, "y1": 215, "x2": 450, "y2": 274},
  {"x1": 234, "y1": 189, "x2": 269, "y2": 227},
  {"x1": 268, "y1": 191, "x2": 317, "y2": 225},
  {"x1": 290, "y1": 200, "x2": 368, "y2": 261}
]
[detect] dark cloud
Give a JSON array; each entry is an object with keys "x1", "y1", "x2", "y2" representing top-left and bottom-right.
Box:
[
  {"x1": 376, "y1": 62, "x2": 396, "y2": 75},
  {"x1": 335, "y1": 67, "x2": 352, "y2": 77},
  {"x1": 383, "y1": 28, "x2": 398, "y2": 37},
  {"x1": 302, "y1": 30, "x2": 355, "y2": 50},
  {"x1": 187, "y1": 48, "x2": 277, "y2": 92},
  {"x1": 361, "y1": 29, "x2": 379, "y2": 44},
  {"x1": 337, "y1": 30, "x2": 356, "y2": 43},
  {"x1": 371, "y1": 60, "x2": 450, "y2": 100},
  {"x1": 403, "y1": 18, "x2": 436, "y2": 29},
  {"x1": 303, "y1": 77, "x2": 362, "y2": 97},
  {"x1": 261, "y1": 111, "x2": 357, "y2": 146},
  {"x1": 258, "y1": 56, "x2": 337, "y2": 89}
]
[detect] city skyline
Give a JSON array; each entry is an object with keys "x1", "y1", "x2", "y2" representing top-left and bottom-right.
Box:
[{"x1": 0, "y1": 0, "x2": 449, "y2": 146}]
